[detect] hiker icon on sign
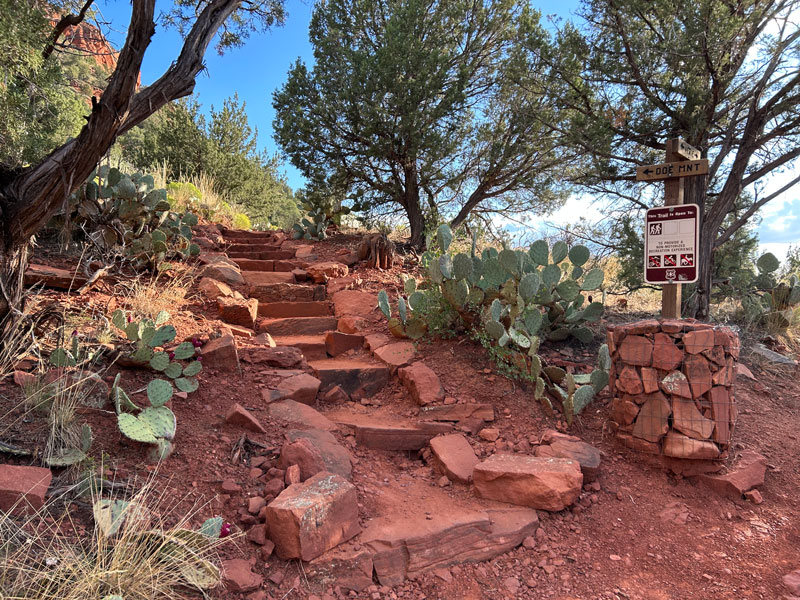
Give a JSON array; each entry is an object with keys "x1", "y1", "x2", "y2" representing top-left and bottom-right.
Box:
[
  {"x1": 649, "y1": 223, "x2": 662, "y2": 235},
  {"x1": 680, "y1": 253, "x2": 694, "y2": 266}
]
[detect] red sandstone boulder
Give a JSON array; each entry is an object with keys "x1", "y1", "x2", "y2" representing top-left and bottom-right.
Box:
[
  {"x1": 307, "y1": 261, "x2": 349, "y2": 283},
  {"x1": 217, "y1": 296, "x2": 258, "y2": 329},
  {"x1": 275, "y1": 373, "x2": 322, "y2": 405},
  {"x1": 222, "y1": 559, "x2": 262, "y2": 593},
  {"x1": 279, "y1": 429, "x2": 352, "y2": 481},
  {"x1": 0, "y1": 465, "x2": 52, "y2": 514},
  {"x1": 201, "y1": 334, "x2": 239, "y2": 371},
  {"x1": 429, "y1": 433, "x2": 479, "y2": 484},
  {"x1": 265, "y1": 472, "x2": 360, "y2": 561},
  {"x1": 618, "y1": 335, "x2": 653, "y2": 366},
  {"x1": 398, "y1": 362, "x2": 444, "y2": 406},
  {"x1": 225, "y1": 403, "x2": 266, "y2": 433},
  {"x1": 472, "y1": 455, "x2": 583, "y2": 511}
]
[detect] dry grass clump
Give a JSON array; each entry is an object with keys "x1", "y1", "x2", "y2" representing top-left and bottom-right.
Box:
[
  {"x1": 115, "y1": 264, "x2": 197, "y2": 322},
  {"x1": 0, "y1": 474, "x2": 231, "y2": 600}
]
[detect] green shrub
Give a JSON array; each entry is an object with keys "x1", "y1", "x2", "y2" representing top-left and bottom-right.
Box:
[
  {"x1": 232, "y1": 212, "x2": 252, "y2": 230},
  {"x1": 741, "y1": 252, "x2": 800, "y2": 332}
]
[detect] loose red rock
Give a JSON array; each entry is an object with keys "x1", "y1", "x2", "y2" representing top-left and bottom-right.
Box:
[{"x1": 265, "y1": 471, "x2": 360, "y2": 561}]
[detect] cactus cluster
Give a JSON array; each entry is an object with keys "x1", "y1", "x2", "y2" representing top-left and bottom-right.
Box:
[
  {"x1": 109, "y1": 310, "x2": 202, "y2": 460},
  {"x1": 292, "y1": 206, "x2": 331, "y2": 240},
  {"x1": 741, "y1": 252, "x2": 800, "y2": 331},
  {"x1": 49, "y1": 329, "x2": 101, "y2": 368},
  {"x1": 379, "y1": 224, "x2": 609, "y2": 424},
  {"x1": 60, "y1": 166, "x2": 200, "y2": 267}
]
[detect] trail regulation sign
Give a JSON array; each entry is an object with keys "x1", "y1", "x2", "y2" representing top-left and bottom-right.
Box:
[{"x1": 644, "y1": 204, "x2": 699, "y2": 284}]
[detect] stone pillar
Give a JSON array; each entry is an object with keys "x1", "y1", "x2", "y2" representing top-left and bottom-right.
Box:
[{"x1": 607, "y1": 319, "x2": 738, "y2": 460}]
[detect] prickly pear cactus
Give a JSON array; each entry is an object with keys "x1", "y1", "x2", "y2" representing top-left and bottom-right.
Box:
[{"x1": 377, "y1": 224, "x2": 609, "y2": 426}]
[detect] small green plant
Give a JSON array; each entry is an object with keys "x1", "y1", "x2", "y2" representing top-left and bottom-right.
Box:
[
  {"x1": 0, "y1": 474, "x2": 229, "y2": 599},
  {"x1": 58, "y1": 166, "x2": 200, "y2": 268},
  {"x1": 292, "y1": 205, "x2": 330, "y2": 240},
  {"x1": 741, "y1": 252, "x2": 800, "y2": 331},
  {"x1": 108, "y1": 309, "x2": 202, "y2": 460},
  {"x1": 110, "y1": 309, "x2": 202, "y2": 393},
  {"x1": 379, "y1": 224, "x2": 609, "y2": 424},
  {"x1": 111, "y1": 374, "x2": 177, "y2": 462}
]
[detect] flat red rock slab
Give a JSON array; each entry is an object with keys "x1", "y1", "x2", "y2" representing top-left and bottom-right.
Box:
[
  {"x1": 24, "y1": 264, "x2": 88, "y2": 290},
  {"x1": 419, "y1": 403, "x2": 495, "y2": 422},
  {"x1": 259, "y1": 301, "x2": 333, "y2": 318},
  {"x1": 243, "y1": 271, "x2": 296, "y2": 286},
  {"x1": 269, "y1": 399, "x2": 335, "y2": 431},
  {"x1": 0, "y1": 465, "x2": 52, "y2": 514},
  {"x1": 248, "y1": 282, "x2": 326, "y2": 303},
  {"x1": 361, "y1": 507, "x2": 538, "y2": 586},
  {"x1": 355, "y1": 421, "x2": 453, "y2": 451},
  {"x1": 309, "y1": 359, "x2": 389, "y2": 397},
  {"x1": 430, "y1": 433, "x2": 479, "y2": 483},
  {"x1": 259, "y1": 316, "x2": 339, "y2": 336},
  {"x1": 373, "y1": 342, "x2": 416, "y2": 369}
]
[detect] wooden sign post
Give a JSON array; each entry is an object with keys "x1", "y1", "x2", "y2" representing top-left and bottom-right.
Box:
[{"x1": 636, "y1": 138, "x2": 707, "y2": 319}]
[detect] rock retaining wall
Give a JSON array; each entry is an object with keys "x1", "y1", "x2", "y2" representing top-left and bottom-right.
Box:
[{"x1": 607, "y1": 319, "x2": 738, "y2": 460}]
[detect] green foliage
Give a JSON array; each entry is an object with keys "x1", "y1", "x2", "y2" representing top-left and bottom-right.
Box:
[
  {"x1": 232, "y1": 213, "x2": 252, "y2": 230},
  {"x1": 0, "y1": 1, "x2": 102, "y2": 167},
  {"x1": 741, "y1": 253, "x2": 800, "y2": 332},
  {"x1": 56, "y1": 167, "x2": 199, "y2": 268},
  {"x1": 273, "y1": 0, "x2": 568, "y2": 245},
  {"x1": 118, "y1": 94, "x2": 298, "y2": 229},
  {"x1": 292, "y1": 205, "x2": 330, "y2": 240},
  {"x1": 380, "y1": 225, "x2": 608, "y2": 423}
]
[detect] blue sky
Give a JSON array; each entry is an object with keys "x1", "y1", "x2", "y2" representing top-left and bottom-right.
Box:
[{"x1": 94, "y1": 0, "x2": 797, "y2": 259}]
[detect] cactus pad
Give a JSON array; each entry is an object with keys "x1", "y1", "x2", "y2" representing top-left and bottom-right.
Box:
[
  {"x1": 175, "y1": 377, "x2": 199, "y2": 393},
  {"x1": 453, "y1": 253, "x2": 473, "y2": 280},
  {"x1": 147, "y1": 379, "x2": 173, "y2": 407},
  {"x1": 173, "y1": 342, "x2": 196, "y2": 360},
  {"x1": 436, "y1": 224, "x2": 453, "y2": 252},
  {"x1": 140, "y1": 406, "x2": 176, "y2": 439},
  {"x1": 150, "y1": 352, "x2": 170, "y2": 371},
  {"x1": 568, "y1": 244, "x2": 590, "y2": 267},
  {"x1": 118, "y1": 413, "x2": 158, "y2": 443},
  {"x1": 551, "y1": 241, "x2": 568, "y2": 264},
  {"x1": 581, "y1": 268, "x2": 604, "y2": 290},
  {"x1": 149, "y1": 325, "x2": 177, "y2": 347},
  {"x1": 529, "y1": 240, "x2": 549, "y2": 265},
  {"x1": 378, "y1": 290, "x2": 391, "y2": 318},
  {"x1": 183, "y1": 360, "x2": 203, "y2": 377}
]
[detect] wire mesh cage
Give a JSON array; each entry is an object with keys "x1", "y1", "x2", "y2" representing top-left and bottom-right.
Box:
[{"x1": 607, "y1": 319, "x2": 738, "y2": 459}]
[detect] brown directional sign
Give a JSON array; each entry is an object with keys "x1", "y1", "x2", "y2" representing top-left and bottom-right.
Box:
[
  {"x1": 636, "y1": 159, "x2": 708, "y2": 182},
  {"x1": 674, "y1": 138, "x2": 701, "y2": 161}
]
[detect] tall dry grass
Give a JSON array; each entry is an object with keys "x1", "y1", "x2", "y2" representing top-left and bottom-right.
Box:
[{"x1": 0, "y1": 473, "x2": 231, "y2": 599}]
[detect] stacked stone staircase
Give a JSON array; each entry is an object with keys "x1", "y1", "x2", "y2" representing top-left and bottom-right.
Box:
[{"x1": 201, "y1": 227, "x2": 592, "y2": 592}]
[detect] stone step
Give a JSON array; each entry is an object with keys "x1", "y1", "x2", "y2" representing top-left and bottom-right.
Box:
[
  {"x1": 272, "y1": 335, "x2": 328, "y2": 360},
  {"x1": 361, "y1": 508, "x2": 539, "y2": 586},
  {"x1": 308, "y1": 358, "x2": 389, "y2": 397},
  {"x1": 229, "y1": 250, "x2": 296, "y2": 261},
  {"x1": 248, "y1": 282, "x2": 326, "y2": 303},
  {"x1": 243, "y1": 271, "x2": 296, "y2": 286},
  {"x1": 24, "y1": 264, "x2": 89, "y2": 290},
  {"x1": 231, "y1": 258, "x2": 308, "y2": 273},
  {"x1": 325, "y1": 410, "x2": 452, "y2": 450},
  {"x1": 221, "y1": 229, "x2": 281, "y2": 241},
  {"x1": 231, "y1": 258, "x2": 274, "y2": 272},
  {"x1": 258, "y1": 301, "x2": 333, "y2": 319},
  {"x1": 260, "y1": 316, "x2": 339, "y2": 336},
  {"x1": 223, "y1": 235, "x2": 280, "y2": 244},
  {"x1": 226, "y1": 243, "x2": 283, "y2": 253}
]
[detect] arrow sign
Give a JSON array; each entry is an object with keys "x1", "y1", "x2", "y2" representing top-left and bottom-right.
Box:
[{"x1": 636, "y1": 159, "x2": 708, "y2": 182}]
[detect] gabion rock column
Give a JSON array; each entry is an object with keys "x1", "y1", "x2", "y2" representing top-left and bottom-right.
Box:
[{"x1": 607, "y1": 319, "x2": 739, "y2": 459}]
